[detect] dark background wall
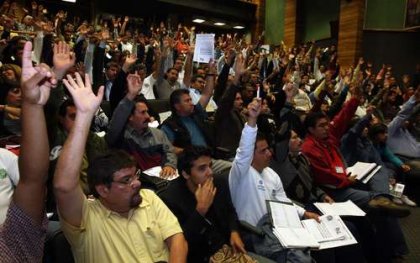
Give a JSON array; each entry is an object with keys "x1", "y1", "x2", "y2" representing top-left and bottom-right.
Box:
[{"x1": 362, "y1": 30, "x2": 420, "y2": 77}]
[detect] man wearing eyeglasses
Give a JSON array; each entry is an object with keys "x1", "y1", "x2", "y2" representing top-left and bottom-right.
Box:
[{"x1": 54, "y1": 73, "x2": 187, "y2": 263}]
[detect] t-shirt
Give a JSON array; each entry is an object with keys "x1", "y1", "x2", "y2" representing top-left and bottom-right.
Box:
[{"x1": 0, "y1": 148, "x2": 19, "y2": 224}]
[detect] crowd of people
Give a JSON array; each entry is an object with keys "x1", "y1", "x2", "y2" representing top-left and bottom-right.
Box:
[{"x1": 0, "y1": 0, "x2": 420, "y2": 262}]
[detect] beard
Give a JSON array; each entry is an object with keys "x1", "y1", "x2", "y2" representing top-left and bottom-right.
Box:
[{"x1": 130, "y1": 192, "x2": 142, "y2": 208}]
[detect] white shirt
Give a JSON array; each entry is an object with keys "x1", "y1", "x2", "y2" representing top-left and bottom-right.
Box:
[
  {"x1": 141, "y1": 74, "x2": 157, "y2": 100},
  {"x1": 0, "y1": 148, "x2": 19, "y2": 224},
  {"x1": 229, "y1": 124, "x2": 305, "y2": 226},
  {"x1": 188, "y1": 88, "x2": 218, "y2": 112}
]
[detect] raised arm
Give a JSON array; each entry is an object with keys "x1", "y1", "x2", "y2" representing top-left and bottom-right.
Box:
[
  {"x1": 14, "y1": 41, "x2": 57, "y2": 225},
  {"x1": 54, "y1": 73, "x2": 104, "y2": 227},
  {"x1": 198, "y1": 60, "x2": 217, "y2": 109}
]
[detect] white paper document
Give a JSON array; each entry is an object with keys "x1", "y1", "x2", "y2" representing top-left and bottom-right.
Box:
[
  {"x1": 193, "y1": 34, "x2": 215, "y2": 63},
  {"x1": 142, "y1": 166, "x2": 179, "y2": 181},
  {"x1": 268, "y1": 201, "x2": 319, "y2": 248},
  {"x1": 314, "y1": 200, "x2": 366, "y2": 217},
  {"x1": 302, "y1": 215, "x2": 357, "y2": 250},
  {"x1": 267, "y1": 201, "x2": 358, "y2": 249},
  {"x1": 346, "y1": 162, "x2": 381, "y2": 183}
]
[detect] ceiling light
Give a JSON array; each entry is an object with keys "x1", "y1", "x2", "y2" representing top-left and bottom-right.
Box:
[
  {"x1": 233, "y1": 26, "x2": 245, "y2": 29},
  {"x1": 62, "y1": 0, "x2": 76, "y2": 2},
  {"x1": 193, "y1": 19, "x2": 205, "y2": 23},
  {"x1": 214, "y1": 22, "x2": 225, "y2": 26}
]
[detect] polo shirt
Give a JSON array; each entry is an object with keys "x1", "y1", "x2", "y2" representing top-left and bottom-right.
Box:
[{"x1": 61, "y1": 189, "x2": 182, "y2": 263}]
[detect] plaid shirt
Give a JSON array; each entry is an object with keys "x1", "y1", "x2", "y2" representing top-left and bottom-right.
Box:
[{"x1": 0, "y1": 202, "x2": 48, "y2": 262}]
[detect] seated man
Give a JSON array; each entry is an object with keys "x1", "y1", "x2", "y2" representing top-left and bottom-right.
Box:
[
  {"x1": 301, "y1": 94, "x2": 410, "y2": 260},
  {"x1": 106, "y1": 71, "x2": 177, "y2": 178},
  {"x1": 0, "y1": 148, "x2": 19, "y2": 224},
  {"x1": 229, "y1": 98, "x2": 319, "y2": 262},
  {"x1": 54, "y1": 72, "x2": 187, "y2": 262},
  {"x1": 387, "y1": 88, "x2": 420, "y2": 176},
  {"x1": 159, "y1": 146, "x2": 247, "y2": 263},
  {"x1": 0, "y1": 40, "x2": 59, "y2": 261}
]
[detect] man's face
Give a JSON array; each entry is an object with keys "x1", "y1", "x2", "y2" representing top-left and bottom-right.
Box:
[
  {"x1": 106, "y1": 66, "x2": 118, "y2": 81},
  {"x1": 3, "y1": 69, "x2": 16, "y2": 81},
  {"x1": 174, "y1": 59, "x2": 183, "y2": 71},
  {"x1": 233, "y1": 92, "x2": 243, "y2": 111},
  {"x1": 183, "y1": 156, "x2": 213, "y2": 187},
  {"x1": 166, "y1": 69, "x2": 179, "y2": 83},
  {"x1": 129, "y1": 102, "x2": 150, "y2": 132},
  {"x1": 376, "y1": 132, "x2": 388, "y2": 143},
  {"x1": 289, "y1": 131, "x2": 302, "y2": 153},
  {"x1": 60, "y1": 105, "x2": 76, "y2": 133},
  {"x1": 103, "y1": 166, "x2": 142, "y2": 212},
  {"x1": 253, "y1": 140, "x2": 273, "y2": 170},
  {"x1": 191, "y1": 77, "x2": 205, "y2": 91},
  {"x1": 309, "y1": 117, "x2": 329, "y2": 140},
  {"x1": 175, "y1": 94, "x2": 194, "y2": 116}
]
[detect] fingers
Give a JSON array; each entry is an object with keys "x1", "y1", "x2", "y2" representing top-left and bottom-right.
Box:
[
  {"x1": 96, "y1": 85, "x2": 105, "y2": 101},
  {"x1": 25, "y1": 67, "x2": 50, "y2": 88},
  {"x1": 22, "y1": 41, "x2": 33, "y2": 69}
]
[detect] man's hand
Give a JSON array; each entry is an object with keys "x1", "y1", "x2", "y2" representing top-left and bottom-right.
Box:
[
  {"x1": 195, "y1": 178, "x2": 216, "y2": 216},
  {"x1": 348, "y1": 174, "x2": 357, "y2": 184},
  {"x1": 230, "y1": 231, "x2": 246, "y2": 254},
  {"x1": 53, "y1": 41, "x2": 76, "y2": 80},
  {"x1": 247, "y1": 98, "x2": 261, "y2": 127},
  {"x1": 323, "y1": 195, "x2": 334, "y2": 204},
  {"x1": 126, "y1": 71, "x2": 142, "y2": 100},
  {"x1": 62, "y1": 73, "x2": 104, "y2": 116},
  {"x1": 304, "y1": 211, "x2": 320, "y2": 222},
  {"x1": 122, "y1": 53, "x2": 137, "y2": 73},
  {"x1": 401, "y1": 164, "x2": 411, "y2": 173},
  {"x1": 160, "y1": 166, "x2": 176, "y2": 179},
  {"x1": 234, "y1": 54, "x2": 246, "y2": 76},
  {"x1": 21, "y1": 41, "x2": 57, "y2": 106}
]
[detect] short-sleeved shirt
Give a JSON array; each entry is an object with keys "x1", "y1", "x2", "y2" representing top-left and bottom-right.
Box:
[
  {"x1": 0, "y1": 202, "x2": 48, "y2": 263},
  {"x1": 0, "y1": 148, "x2": 19, "y2": 224},
  {"x1": 61, "y1": 189, "x2": 182, "y2": 263}
]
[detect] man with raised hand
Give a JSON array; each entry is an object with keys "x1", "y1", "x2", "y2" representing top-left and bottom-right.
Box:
[
  {"x1": 54, "y1": 72, "x2": 187, "y2": 263},
  {"x1": 0, "y1": 41, "x2": 57, "y2": 262}
]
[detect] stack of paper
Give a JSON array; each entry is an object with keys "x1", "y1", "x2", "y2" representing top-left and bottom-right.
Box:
[
  {"x1": 267, "y1": 200, "x2": 358, "y2": 250},
  {"x1": 346, "y1": 162, "x2": 381, "y2": 183},
  {"x1": 314, "y1": 200, "x2": 366, "y2": 217},
  {"x1": 142, "y1": 166, "x2": 179, "y2": 181}
]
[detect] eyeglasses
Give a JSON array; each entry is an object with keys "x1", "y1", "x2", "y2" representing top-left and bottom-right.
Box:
[{"x1": 112, "y1": 170, "x2": 141, "y2": 186}]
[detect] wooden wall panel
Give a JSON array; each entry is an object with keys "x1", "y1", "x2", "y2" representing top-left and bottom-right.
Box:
[
  {"x1": 283, "y1": 0, "x2": 297, "y2": 46},
  {"x1": 338, "y1": 0, "x2": 365, "y2": 68}
]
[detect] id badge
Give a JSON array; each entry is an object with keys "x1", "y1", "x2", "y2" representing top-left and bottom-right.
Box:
[{"x1": 335, "y1": 166, "x2": 344, "y2": 174}]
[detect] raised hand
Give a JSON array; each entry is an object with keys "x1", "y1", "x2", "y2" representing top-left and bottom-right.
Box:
[
  {"x1": 62, "y1": 73, "x2": 104, "y2": 116},
  {"x1": 195, "y1": 178, "x2": 217, "y2": 216},
  {"x1": 21, "y1": 41, "x2": 57, "y2": 106},
  {"x1": 122, "y1": 53, "x2": 137, "y2": 73},
  {"x1": 53, "y1": 41, "x2": 76, "y2": 80},
  {"x1": 126, "y1": 71, "x2": 142, "y2": 100},
  {"x1": 247, "y1": 98, "x2": 261, "y2": 127}
]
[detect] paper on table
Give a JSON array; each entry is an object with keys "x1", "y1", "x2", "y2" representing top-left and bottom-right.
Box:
[
  {"x1": 314, "y1": 200, "x2": 366, "y2": 217},
  {"x1": 193, "y1": 34, "x2": 215, "y2": 63},
  {"x1": 142, "y1": 166, "x2": 179, "y2": 181}
]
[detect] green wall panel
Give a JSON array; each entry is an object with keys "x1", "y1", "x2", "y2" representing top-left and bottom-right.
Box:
[
  {"x1": 364, "y1": 0, "x2": 406, "y2": 30},
  {"x1": 265, "y1": 0, "x2": 285, "y2": 44},
  {"x1": 302, "y1": 0, "x2": 340, "y2": 42}
]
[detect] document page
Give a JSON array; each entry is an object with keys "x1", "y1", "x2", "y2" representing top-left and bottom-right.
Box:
[
  {"x1": 302, "y1": 215, "x2": 357, "y2": 250},
  {"x1": 142, "y1": 166, "x2": 179, "y2": 181},
  {"x1": 314, "y1": 200, "x2": 366, "y2": 217},
  {"x1": 193, "y1": 34, "x2": 215, "y2": 63}
]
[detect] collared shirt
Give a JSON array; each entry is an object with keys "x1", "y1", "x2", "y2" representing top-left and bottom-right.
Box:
[
  {"x1": 61, "y1": 189, "x2": 182, "y2": 263},
  {"x1": 188, "y1": 88, "x2": 218, "y2": 112}
]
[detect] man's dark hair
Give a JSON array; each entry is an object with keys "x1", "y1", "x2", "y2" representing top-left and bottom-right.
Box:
[
  {"x1": 58, "y1": 99, "x2": 75, "y2": 118},
  {"x1": 304, "y1": 112, "x2": 328, "y2": 131},
  {"x1": 178, "y1": 146, "x2": 212, "y2": 176},
  {"x1": 130, "y1": 95, "x2": 149, "y2": 115},
  {"x1": 169, "y1": 89, "x2": 190, "y2": 113},
  {"x1": 368, "y1": 123, "x2": 388, "y2": 140},
  {"x1": 255, "y1": 132, "x2": 269, "y2": 150},
  {"x1": 191, "y1": 74, "x2": 205, "y2": 84},
  {"x1": 87, "y1": 149, "x2": 136, "y2": 198},
  {"x1": 105, "y1": 61, "x2": 120, "y2": 70}
]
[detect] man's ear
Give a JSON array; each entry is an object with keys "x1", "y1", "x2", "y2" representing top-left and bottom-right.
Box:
[
  {"x1": 174, "y1": 103, "x2": 181, "y2": 112},
  {"x1": 96, "y1": 184, "x2": 110, "y2": 198},
  {"x1": 181, "y1": 171, "x2": 190, "y2": 180}
]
